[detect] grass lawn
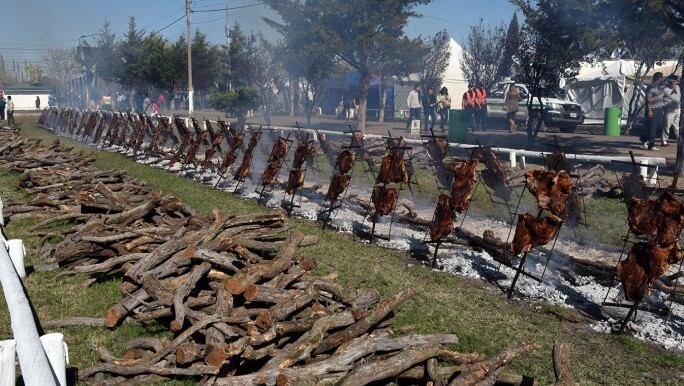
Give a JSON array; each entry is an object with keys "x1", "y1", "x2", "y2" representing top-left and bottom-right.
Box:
[{"x1": 0, "y1": 114, "x2": 681, "y2": 385}]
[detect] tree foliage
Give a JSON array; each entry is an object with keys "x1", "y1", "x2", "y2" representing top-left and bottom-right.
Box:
[
  {"x1": 512, "y1": 0, "x2": 603, "y2": 145},
  {"x1": 264, "y1": 0, "x2": 429, "y2": 132},
  {"x1": 421, "y1": 30, "x2": 451, "y2": 92},
  {"x1": 460, "y1": 21, "x2": 507, "y2": 92},
  {"x1": 209, "y1": 87, "x2": 259, "y2": 128},
  {"x1": 499, "y1": 13, "x2": 520, "y2": 80}
]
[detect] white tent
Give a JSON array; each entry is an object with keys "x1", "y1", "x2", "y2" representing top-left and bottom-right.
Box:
[
  {"x1": 565, "y1": 59, "x2": 679, "y2": 122},
  {"x1": 441, "y1": 38, "x2": 468, "y2": 105}
]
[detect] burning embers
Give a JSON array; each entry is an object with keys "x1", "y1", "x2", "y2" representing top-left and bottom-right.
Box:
[{"x1": 618, "y1": 192, "x2": 684, "y2": 302}]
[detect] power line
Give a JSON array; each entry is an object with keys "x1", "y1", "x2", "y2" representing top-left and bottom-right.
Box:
[
  {"x1": 149, "y1": 14, "x2": 187, "y2": 37},
  {"x1": 191, "y1": 2, "x2": 264, "y2": 13}
]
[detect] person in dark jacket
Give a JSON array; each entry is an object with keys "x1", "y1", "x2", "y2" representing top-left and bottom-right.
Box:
[{"x1": 423, "y1": 87, "x2": 437, "y2": 132}]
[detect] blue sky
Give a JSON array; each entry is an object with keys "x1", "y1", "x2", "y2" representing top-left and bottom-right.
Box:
[{"x1": 1, "y1": 0, "x2": 518, "y2": 66}]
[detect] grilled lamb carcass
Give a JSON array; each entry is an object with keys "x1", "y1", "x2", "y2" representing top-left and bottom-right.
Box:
[
  {"x1": 429, "y1": 193, "x2": 456, "y2": 241},
  {"x1": 510, "y1": 214, "x2": 563, "y2": 256},
  {"x1": 628, "y1": 192, "x2": 684, "y2": 246},
  {"x1": 472, "y1": 147, "x2": 512, "y2": 202},
  {"x1": 286, "y1": 170, "x2": 305, "y2": 195},
  {"x1": 292, "y1": 141, "x2": 316, "y2": 169},
  {"x1": 260, "y1": 139, "x2": 290, "y2": 185},
  {"x1": 233, "y1": 132, "x2": 261, "y2": 181},
  {"x1": 621, "y1": 172, "x2": 647, "y2": 202},
  {"x1": 618, "y1": 242, "x2": 683, "y2": 302},
  {"x1": 218, "y1": 132, "x2": 244, "y2": 175},
  {"x1": 371, "y1": 184, "x2": 399, "y2": 216},
  {"x1": 425, "y1": 138, "x2": 449, "y2": 163},
  {"x1": 336, "y1": 149, "x2": 357, "y2": 175},
  {"x1": 545, "y1": 151, "x2": 574, "y2": 173},
  {"x1": 327, "y1": 174, "x2": 352, "y2": 202},
  {"x1": 525, "y1": 169, "x2": 574, "y2": 216},
  {"x1": 449, "y1": 160, "x2": 479, "y2": 213},
  {"x1": 269, "y1": 138, "x2": 289, "y2": 161}
]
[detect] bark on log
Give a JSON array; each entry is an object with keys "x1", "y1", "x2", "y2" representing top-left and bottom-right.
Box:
[
  {"x1": 448, "y1": 343, "x2": 541, "y2": 386},
  {"x1": 552, "y1": 342, "x2": 575, "y2": 386},
  {"x1": 171, "y1": 262, "x2": 212, "y2": 331}
]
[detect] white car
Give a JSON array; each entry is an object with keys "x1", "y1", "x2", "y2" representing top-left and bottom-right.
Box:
[{"x1": 486, "y1": 83, "x2": 584, "y2": 133}]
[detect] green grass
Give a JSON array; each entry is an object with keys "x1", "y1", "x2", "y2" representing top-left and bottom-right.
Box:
[{"x1": 0, "y1": 116, "x2": 682, "y2": 385}]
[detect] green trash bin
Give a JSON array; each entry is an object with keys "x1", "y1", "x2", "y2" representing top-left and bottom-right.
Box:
[
  {"x1": 604, "y1": 107, "x2": 621, "y2": 136},
  {"x1": 449, "y1": 109, "x2": 469, "y2": 143}
]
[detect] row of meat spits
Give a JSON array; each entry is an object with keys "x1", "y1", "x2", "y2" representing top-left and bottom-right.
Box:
[{"x1": 0, "y1": 123, "x2": 578, "y2": 385}]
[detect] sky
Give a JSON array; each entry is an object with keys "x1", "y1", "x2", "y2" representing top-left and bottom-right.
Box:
[{"x1": 0, "y1": 0, "x2": 518, "y2": 67}]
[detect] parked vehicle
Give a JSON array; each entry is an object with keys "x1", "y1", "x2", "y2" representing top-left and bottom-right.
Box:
[{"x1": 487, "y1": 82, "x2": 584, "y2": 133}]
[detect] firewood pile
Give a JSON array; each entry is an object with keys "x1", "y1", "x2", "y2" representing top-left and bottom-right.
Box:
[{"x1": 0, "y1": 123, "x2": 579, "y2": 385}]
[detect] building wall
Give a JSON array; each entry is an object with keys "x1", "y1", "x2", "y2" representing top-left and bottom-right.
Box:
[{"x1": 4, "y1": 93, "x2": 49, "y2": 111}]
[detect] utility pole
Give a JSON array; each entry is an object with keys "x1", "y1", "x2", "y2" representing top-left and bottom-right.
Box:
[
  {"x1": 186, "y1": 0, "x2": 194, "y2": 115},
  {"x1": 225, "y1": 0, "x2": 232, "y2": 91}
]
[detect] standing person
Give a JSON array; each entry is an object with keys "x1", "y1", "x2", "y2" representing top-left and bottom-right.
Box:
[
  {"x1": 423, "y1": 87, "x2": 437, "y2": 132},
  {"x1": 474, "y1": 85, "x2": 488, "y2": 130},
  {"x1": 143, "y1": 94, "x2": 151, "y2": 114},
  {"x1": 663, "y1": 75, "x2": 680, "y2": 147},
  {"x1": 158, "y1": 93, "x2": 166, "y2": 112},
  {"x1": 438, "y1": 87, "x2": 451, "y2": 131},
  {"x1": 151, "y1": 101, "x2": 160, "y2": 116},
  {"x1": 6, "y1": 96, "x2": 15, "y2": 128},
  {"x1": 350, "y1": 98, "x2": 358, "y2": 122},
  {"x1": 504, "y1": 84, "x2": 520, "y2": 133},
  {"x1": 406, "y1": 84, "x2": 423, "y2": 131},
  {"x1": 336, "y1": 96, "x2": 345, "y2": 118},
  {"x1": 0, "y1": 96, "x2": 6, "y2": 121},
  {"x1": 35, "y1": 96, "x2": 41, "y2": 111},
  {"x1": 462, "y1": 84, "x2": 476, "y2": 131},
  {"x1": 643, "y1": 72, "x2": 666, "y2": 151}
]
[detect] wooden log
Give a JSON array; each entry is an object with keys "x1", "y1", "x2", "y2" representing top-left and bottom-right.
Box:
[
  {"x1": 256, "y1": 287, "x2": 319, "y2": 329},
  {"x1": 313, "y1": 287, "x2": 417, "y2": 355},
  {"x1": 80, "y1": 363, "x2": 219, "y2": 379},
  {"x1": 124, "y1": 337, "x2": 166, "y2": 353},
  {"x1": 104, "y1": 288, "x2": 151, "y2": 328},
  {"x1": 243, "y1": 285, "x2": 299, "y2": 304},
  {"x1": 72, "y1": 253, "x2": 147, "y2": 274},
  {"x1": 552, "y1": 342, "x2": 575, "y2": 386},
  {"x1": 170, "y1": 262, "x2": 212, "y2": 332},
  {"x1": 176, "y1": 342, "x2": 203, "y2": 366},
  {"x1": 126, "y1": 237, "x2": 189, "y2": 282},
  {"x1": 204, "y1": 326, "x2": 226, "y2": 367},
  {"x1": 224, "y1": 232, "x2": 304, "y2": 295},
  {"x1": 448, "y1": 343, "x2": 541, "y2": 386},
  {"x1": 337, "y1": 344, "x2": 444, "y2": 386},
  {"x1": 105, "y1": 195, "x2": 161, "y2": 226}
]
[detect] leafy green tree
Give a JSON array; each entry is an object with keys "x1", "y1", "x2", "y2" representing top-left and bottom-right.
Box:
[
  {"x1": 499, "y1": 13, "x2": 520, "y2": 80},
  {"x1": 116, "y1": 17, "x2": 146, "y2": 89},
  {"x1": 264, "y1": 0, "x2": 430, "y2": 133},
  {"x1": 376, "y1": 36, "x2": 426, "y2": 122},
  {"x1": 209, "y1": 87, "x2": 259, "y2": 129},
  {"x1": 460, "y1": 21, "x2": 507, "y2": 93},
  {"x1": 512, "y1": 0, "x2": 602, "y2": 146},
  {"x1": 421, "y1": 30, "x2": 451, "y2": 93},
  {"x1": 141, "y1": 35, "x2": 180, "y2": 93},
  {"x1": 93, "y1": 21, "x2": 118, "y2": 83}
]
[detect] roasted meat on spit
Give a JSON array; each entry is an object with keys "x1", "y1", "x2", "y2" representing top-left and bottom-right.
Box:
[
  {"x1": 510, "y1": 214, "x2": 563, "y2": 256},
  {"x1": 628, "y1": 192, "x2": 684, "y2": 246},
  {"x1": 429, "y1": 193, "x2": 456, "y2": 241},
  {"x1": 425, "y1": 138, "x2": 449, "y2": 163},
  {"x1": 472, "y1": 147, "x2": 512, "y2": 202},
  {"x1": 525, "y1": 169, "x2": 575, "y2": 217},
  {"x1": 620, "y1": 172, "x2": 647, "y2": 202},
  {"x1": 233, "y1": 132, "x2": 261, "y2": 181},
  {"x1": 286, "y1": 170, "x2": 305, "y2": 195},
  {"x1": 449, "y1": 160, "x2": 479, "y2": 213},
  {"x1": 292, "y1": 141, "x2": 316, "y2": 169},
  {"x1": 260, "y1": 138, "x2": 290, "y2": 185},
  {"x1": 336, "y1": 149, "x2": 357, "y2": 175},
  {"x1": 618, "y1": 242, "x2": 683, "y2": 302},
  {"x1": 545, "y1": 151, "x2": 574, "y2": 173},
  {"x1": 377, "y1": 148, "x2": 409, "y2": 185},
  {"x1": 371, "y1": 184, "x2": 399, "y2": 216},
  {"x1": 218, "y1": 133, "x2": 244, "y2": 175},
  {"x1": 327, "y1": 174, "x2": 352, "y2": 202}
]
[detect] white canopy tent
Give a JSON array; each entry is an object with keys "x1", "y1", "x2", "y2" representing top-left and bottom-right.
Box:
[
  {"x1": 565, "y1": 60, "x2": 679, "y2": 122},
  {"x1": 441, "y1": 38, "x2": 469, "y2": 105}
]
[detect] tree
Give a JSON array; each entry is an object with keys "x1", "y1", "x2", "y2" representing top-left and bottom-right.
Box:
[
  {"x1": 141, "y1": 35, "x2": 180, "y2": 93},
  {"x1": 209, "y1": 88, "x2": 259, "y2": 129},
  {"x1": 93, "y1": 21, "x2": 118, "y2": 83},
  {"x1": 0, "y1": 55, "x2": 6, "y2": 84},
  {"x1": 43, "y1": 49, "x2": 80, "y2": 85},
  {"x1": 512, "y1": 0, "x2": 602, "y2": 146},
  {"x1": 264, "y1": 0, "x2": 430, "y2": 133},
  {"x1": 24, "y1": 64, "x2": 42, "y2": 84},
  {"x1": 499, "y1": 12, "x2": 520, "y2": 80},
  {"x1": 664, "y1": 0, "x2": 684, "y2": 176},
  {"x1": 116, "y1": 17, "x2": 146, "y2": 89},
  {"x1": 460, "y1": 21, "x2": 507, "y2": 93},
  {"x1": 376, "y1": 36, "x2": 426, "y2": 122},
  {"x1": 421, "y1": 30, "x2": 451, "y2": 93}
]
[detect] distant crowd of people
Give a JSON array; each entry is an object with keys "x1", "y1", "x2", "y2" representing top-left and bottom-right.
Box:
[
  {"x1": 642, "y1": 72, "x2": 681, "y2": 151},
  {"x1": 405, "y1": 85, "x2": 452, "y2": 132}
]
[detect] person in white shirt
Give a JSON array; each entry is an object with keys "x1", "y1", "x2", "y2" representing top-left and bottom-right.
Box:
[
  {"x1": 6, "y1": 96, "x2": 15, "y2": 128},
  {"x1": 405, "y1": 84, "x2": 423, "y2": 130},
  {"x1": 663, "y1": 75, "x2": 681, "y2": 147}
]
